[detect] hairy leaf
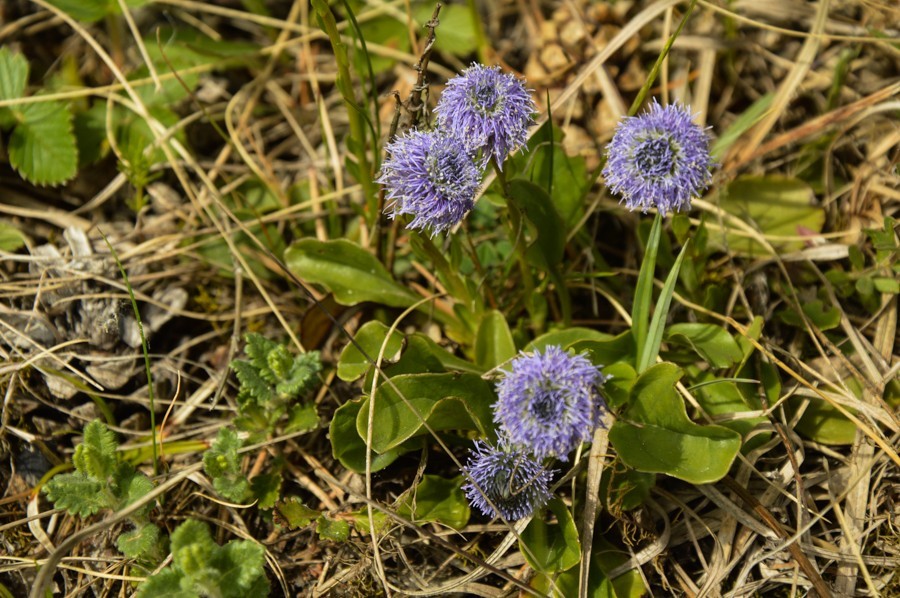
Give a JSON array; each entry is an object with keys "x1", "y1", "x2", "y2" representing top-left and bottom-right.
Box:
[
  {"x1": 8, "y1": 101, "x2": 78, "y2": 186},
  {"x1": 43, "y1": 472, "x2": 108, "y2": 517}
]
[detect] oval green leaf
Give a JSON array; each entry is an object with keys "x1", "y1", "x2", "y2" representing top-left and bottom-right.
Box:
[
  {"x1": 356, "y1": 373, "x2": 495, "y2": 453},
  {"x1": 475, "y1": 310, "x2": 516, "y2": 370},
  {"x1": 285, "y1": 239, "x2": 417, "y2": 308},
  {"x1": 666, "y1": 323, "x2": 743, "y2": 369},
  {"x1": 338, "y1": 321, "x2": 405, "y2": 382},
  {"x1": 609, "y1": 363, "x2": 741, "y2": 484}
]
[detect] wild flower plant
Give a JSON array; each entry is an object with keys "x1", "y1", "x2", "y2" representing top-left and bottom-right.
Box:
[
  {"x1": 434, "y1": 63, "x2": 535, "y2": 168},
  {"x1": 603, "y1": 100, "x2": 713, "y2": 215},
  {"x1": 462, "y1": 439, "x2": 553, "y2": 521},
  {"x1": 493, "y1": 346, "x2": 608, "y2": 461},
  {"x1": 378, "y1": 129, "x2": 481, "y2": 236}
]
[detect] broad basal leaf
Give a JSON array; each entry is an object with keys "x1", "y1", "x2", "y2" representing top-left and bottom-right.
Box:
[
  {"x1": 609, "y1": 363, "x2": 741, "y2": 484},
  {"x1": 285, "y1": 239, "x2": 417, "y2": 308},
  {"x1": 356, "y1": 373, "x2": 495, "y2": 454}
]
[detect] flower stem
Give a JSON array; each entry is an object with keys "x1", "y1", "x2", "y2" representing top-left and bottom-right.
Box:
[{"x1": 493, "y1": 160, "x2": 537, "y2": 320}]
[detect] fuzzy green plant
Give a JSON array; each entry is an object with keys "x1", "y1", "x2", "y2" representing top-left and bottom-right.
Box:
[
  {"x1": 136, "y1": 519, "x2": 269, "y2": 598},
  {"x1": 43, "y1": 420, "x2": 161, "y2": 560},
  {"x1": 202, "y1": 333, "x2": 321, "y2": 506}
]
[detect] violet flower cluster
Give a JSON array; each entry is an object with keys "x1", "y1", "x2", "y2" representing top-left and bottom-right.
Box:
[
  {"x1": 463, "y1": 346, "x2": 607, "y2": 521},
  {"x1": 603, "y1": 100, "x2": 713, "y2": 216},
  {"x1": 378, "y1": 63, "x2": 535, "y2": 236}
]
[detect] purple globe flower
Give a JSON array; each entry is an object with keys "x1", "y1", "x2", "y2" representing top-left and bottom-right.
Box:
[
  {"x1": 378, "y1": 130, "x2": 480, "y2": 236},
  {"x1": 462, "y1": 439, "x2": 553, "y2": 521},
  {"x1": 494, "y1": 346, "x2": 607, "y2": 461},
  {"x1": 434, "y1": 63, "x2": 535, "y2": 168},
  {"x1": 603, "y1": 100, "x2": 713, "y2": 216}
]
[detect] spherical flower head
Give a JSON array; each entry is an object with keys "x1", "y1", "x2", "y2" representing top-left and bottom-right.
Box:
[
  {"x1": 434, "y1": 63, "x2": 536, "y2": 168},
  {"x1": 462, "y1": 439, "x2": 553, "y2": 521},
  {"x1": 602, "y1": 100, "x2": 713, "y2": 216},
  {"x1": 494, "y1": 346, "x2": 608, "y2": 461},
  {"x1": 377, "y1": 130, "x2": 480, "y2": 236}
]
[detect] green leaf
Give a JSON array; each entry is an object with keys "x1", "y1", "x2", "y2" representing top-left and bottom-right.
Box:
[
  {"x1": 779, "y1": 299, "x2": 842, "y2": 331},
  {"x1": 637, "y1": 240, "x2": 689, "y2": 373},
  {"x1": 43, "y1": 473, "x2": 108, "y2": 517},
  {"x1": 520, "y1": 498, "x2": 581, "y2": 574},
  {"x1": 143, "y1": 519, "x2": 269, "y2": 598},
  {"x1": 397, "y1": 475, "x2": 470, "y2": 530},
  {"x1": 600, "y1": 362, "x2": 637, "y2": 409},
  {"x1": 349, "y1": 508, "x2": 391, "y2": 536},
  {"x1": 609, "y1": 363, "x2": 741, "y2": 484},
  {"x1": 356, "y1": 373, "x2": 495, "y2": 453},
  {"x1": 665, "y1": 323, "x2": 743, "y2": 369},
  {"x1": 790, "y1": 396, "x2": 857, "y2": 445},
  {"x1": 572, "y1": 331, "x2": 637, "y2": 368},
  {"x1": 250, "y1": 473, "x2": 282, "y2": 509},
  {"x1": 316, "y1": 516, "x2": 351, "y2": 542},
  {"x1": 73, "y1": 420, "x2": 119, "y2": 480},
  {"x1": 329, "y1": 399, "x2": 407, "y2": 473},
  {"x1": 45, "y1": 0, "x2": 149, "y2": 23},
  {"x1": 284, "y1": 239, "x2": 417, "y2": 308},
  {"x1": 414, "y1": 3, "x2": 478, "y2": 55},
  {"x1": 0, "y1": 222, "x2": 26, "y2": 252},
  {"x1": 691, "y1": 375, "x2": 766, "y2": 441},
  {"x1": 507, "y1": 179, "x2": 566, "y2": 268},
  {"x1": 276, "y1": 498, "x2": 320, "y2": 529},
  {"x1": 600, "y1": 466, "x2": 655, "y2": 512},
  {"x1": 552, "y1": 535, "x2": 646, "y2": 598},
  {"x1": 0, "y1": 47, "x2": 28, "y2": 102},
  {"x1": 9, "y1": 101, "x2": 78, "y2": 186},
  {"x1": 714, "y1": 176, "x2": 825, "y2": 256},
  {"x1": 203, "y1": 428, "x2": 250, "y2": 503},
  {"x1": 135, "y1": 569, "x2": 193, "y2": 598},
  {"x1": 710, "y1": 94, "x2": 773, "y2": 161},
  {"x1": 284, "y1": 403, "x2": 319, "y2": 434},
  {"x1": 474, "y1": 310, "x2": 516, "y2": 370},
  {"x1": 116, "y1": 464, "x2": 154, "y2": 514},
  {"x1": 526, "y1": 328, "x2": 608, "y2": 353},
  {"x1": 632, "y1": 213, "x2": 662, "y2": 362},
  {"x1": 117, "y1": 523, "x2": 160, "y2": 559},
  {"x1": 337, "y1": 321, "x2": 405, "y2": 381}
]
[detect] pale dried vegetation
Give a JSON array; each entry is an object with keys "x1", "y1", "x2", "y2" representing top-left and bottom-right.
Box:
[{"x1": 1, "y1": 0, "x2": 898, "y2": 596}]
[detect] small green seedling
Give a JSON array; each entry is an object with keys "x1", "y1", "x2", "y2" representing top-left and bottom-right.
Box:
[
  {"x1": 203, "y1": 333, "x2": 321, "y2": 506},
  {"x1": 43, "y1": 420, "x2": 161, "y2": 560},
  {"x1": 136, "y1": 519, "x2": 269, "y2": 598}
]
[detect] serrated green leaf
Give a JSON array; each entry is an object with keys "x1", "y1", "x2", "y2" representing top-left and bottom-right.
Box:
[
  {"x1": 316, "y1": 516, "x2": 350, "y2": 542},
  {"x1": 43, "y1": 472, "x2": 109, "y2": 517},
  {"x1": 250, "y1": 473, "x2": 281, "y2": 509},
  {"x1": 117, "y1": 523, "x2": 160, "y2": 558},
  {"x1": 9, "y1": 101, "x2": 77, "y2": 186},
  {"x1": 0, "y1": 48, "x2": 28, "y2": 102},
  {"x1": 285, "y1": 402, "x2": 319, "y2": 434},
  {"x1": 609, "y1": 363, "x2": 741, "y2": 484},
  {"x1": 73, "y1": 420, "x2": 119, "y2": 480},
  {"x1": 115, "y1": 463, "x2": 154, "y2": 514},
  {"x1": 231, "y1": 360, "x2": 276, "y2": 407},
  {"x1": 274, "y1": 351, "x2": 322, "y2": 400},
  {"x1": 284, "y1": 239, "x2": 418, "y2": 308},
  {"x1": 147, "y1": 519, "x2": 269, "y2": 598},
  {"x1": 397, "y1": 475, "x2": 470, "y2": 530},
  {"x1": 276, "y1": 498, "x2": 320, "y2": 529},
  {"x1": 135, "y1": 568, "x2": 191, "y2": 598},
  {"x1": 349, "y1": 508, "x2": 391, "y2": 535},
  {"x1": 203, "y1": 428, "x2": 250, "y2": 503}
]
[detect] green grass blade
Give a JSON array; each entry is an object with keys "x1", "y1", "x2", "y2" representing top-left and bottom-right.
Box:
[
  {"x1": 638, "y1": 239, "x2": 690, "y2": 372},
  {"x1": 632, "y1": 212, "x2": 662, "y2": 359},
  {"x1": 99, "y1": 229, "x2": 158, "y2": 475}
]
